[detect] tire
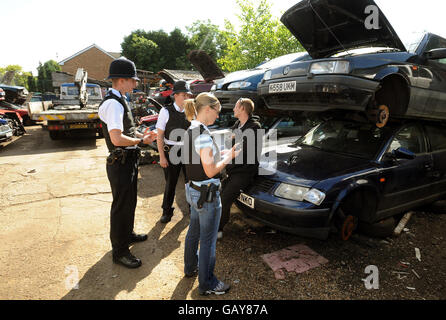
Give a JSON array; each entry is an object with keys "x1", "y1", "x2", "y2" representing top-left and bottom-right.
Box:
[
  {"x1": 367, "y1": 76, "x2": 409, "y2": 128},
  {"x1": 358, "y1": 217, "x2": 397, "y2": 238}
]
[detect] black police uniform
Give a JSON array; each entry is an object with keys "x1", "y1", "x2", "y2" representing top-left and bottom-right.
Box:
[
  {"x1": 160, "y1": 96, "x2": 191, "y2": 222},
  {"x1": 100, "y1": 92, "x2": 140, "y2": 259},
  {"x1": 99, "y1": 58, "x2": 145, "y2": 268}
]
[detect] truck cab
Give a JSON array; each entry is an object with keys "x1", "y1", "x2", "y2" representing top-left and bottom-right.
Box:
[{"x1": 60, "y1": 83, "x2": 102, "y2": 102}]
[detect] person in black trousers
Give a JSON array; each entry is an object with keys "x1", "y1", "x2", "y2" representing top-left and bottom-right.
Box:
[
  {"x1": 156, "y1": 80, "x2": 191, "y2": 223},
  {"x1": 98, "y1": 58, "x2": 157, "y2": 268},
  {"x1": 218, "y1": 98, "x2": 262, "y2": 238}
]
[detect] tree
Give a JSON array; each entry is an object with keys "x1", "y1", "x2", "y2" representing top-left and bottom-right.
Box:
[
  {"x1": 0, "y1": 65, "x2": 36, "y2": 91},
  {"x1": 218, "y1": 0, "x2": 304, "y2": 72},
  {"x1": 187, "y1": 20, "x2": 228, "y2": 64},
  {"x1": 37, "y1": 60, "x2": 61, "y2": 92},
  {"x1": 121, "y1": 28, "x2": 190, "y2": 72}
]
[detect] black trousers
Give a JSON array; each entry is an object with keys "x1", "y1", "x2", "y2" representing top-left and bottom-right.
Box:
[
  {"x1": 162, "y1": 148, "x2": 187, "y2": 212},
  {"x1": 106, "y1": 151, "x2": 139, "y2": 257},
  {"x1": 219, "y1": 172, "x2": 255, "y2": 232}
]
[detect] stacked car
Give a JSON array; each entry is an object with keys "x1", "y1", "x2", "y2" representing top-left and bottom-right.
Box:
[{"x1": 209, "y1": 0, "x2": 446, "y2": 240}]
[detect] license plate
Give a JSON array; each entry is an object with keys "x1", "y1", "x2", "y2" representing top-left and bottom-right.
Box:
[
  {"x1": 70, "y1": 124, "x2": 88, "y2": 129},
  {"x1": 269, "y1": 81, "x2": 297, "y2": 93},
  {"x1": 238, "y1": 193, "x2": 255, "y2": 209}
]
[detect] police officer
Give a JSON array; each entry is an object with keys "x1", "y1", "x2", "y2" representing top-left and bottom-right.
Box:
[
  {"x1": 182, "y1": 93, "x2": 240, "y2": 295},
  {"x1": 156, "y1": 80, "x2": 191, "y2": 223},
  {"x1": 99, "y1": 58, "x2": 157, "y2": 269}
]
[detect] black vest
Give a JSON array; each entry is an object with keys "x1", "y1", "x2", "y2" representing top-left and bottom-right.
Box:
[
  {"x1": 164, "y1": 104, "x2": 190, "y2": 143},
  {"x1": 184, "y1": 124, "x2": 221, "y2": 182},
  {"x1": 100, "y1": 92, "x2": 136, "y2": 153}
]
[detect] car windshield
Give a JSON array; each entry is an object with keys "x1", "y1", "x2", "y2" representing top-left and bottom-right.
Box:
[
  {"x1": 297, "y1": 120, "x2": 390, "y2": 159},
  {"x1": 403, "y1": 32, "x2": 426, "y2": 53}
]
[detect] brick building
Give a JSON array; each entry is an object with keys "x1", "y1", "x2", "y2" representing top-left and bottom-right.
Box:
[{"x1": 58, "y1": 44, "x2": 121, "y2": 82}]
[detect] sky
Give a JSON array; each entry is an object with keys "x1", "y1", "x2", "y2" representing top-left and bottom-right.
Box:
[{"x1": 1, "y1": 0, "x2": 446, "y2": 76}]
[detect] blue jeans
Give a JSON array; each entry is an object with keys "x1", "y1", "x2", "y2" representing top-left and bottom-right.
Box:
[{"x1": 184, "y1": 183, "x2": 222, "y2": 293}]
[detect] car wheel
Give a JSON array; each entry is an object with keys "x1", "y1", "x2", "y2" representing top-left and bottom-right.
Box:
[
  {"x1": 334, "y1": 208, "x2": 359, "y2": 241},
  {"x1": 367, "y1": 76, "x2": 409, "y2": 128},
  {"x1": 367, "y1": 104, "x2": 390, "y2": 128},
  {"x1": 358, "y1": 217, "x2": 397, "y2": 238}
]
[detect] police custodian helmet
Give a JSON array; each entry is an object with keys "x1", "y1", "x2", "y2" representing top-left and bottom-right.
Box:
[
  {"x1": 172, "y1": 80, "x2": 192, "y2": 95},
  {"x1": 107, "y1": 58, "x2": 140, "y2": 81}
]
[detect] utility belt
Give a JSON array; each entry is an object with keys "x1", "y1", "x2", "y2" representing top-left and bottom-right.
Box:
[
  {"x1": 163, "y1": 143, "x2": 183, "y2": 153},
  {"x1": 107, "y1": 147, "x2": 141, "y2": 166},
  {"x1": 190, "y1": 182, "x2": 221, "y2": 209}
]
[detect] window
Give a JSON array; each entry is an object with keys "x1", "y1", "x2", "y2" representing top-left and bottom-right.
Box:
[
  {"x1": 388, "y1": 125, "x2": 425, "y2": 154},
  {"x1": 425, "y1": 125, "x2": 446, "y2": 151},
  {"x1": 276, "y1": 117, "x2": 320, "y2": 138}
]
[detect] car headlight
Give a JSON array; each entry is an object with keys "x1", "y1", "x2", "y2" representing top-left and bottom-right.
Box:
[
  {"x1": 303, "y1": 189, "x2": 326, "y2": 206},
  {"x1": 309, "y1": 61, "x2": 350, "y2": 74},
  {"x1": 274, "y1": 183, "x2": 326, "y2": 206},
  {"x1": 263, "y1": 70, "x2": 272, "y2": 81},
  {"x1": 227, "y1": 81, "x2": 252, "y2": 90}
]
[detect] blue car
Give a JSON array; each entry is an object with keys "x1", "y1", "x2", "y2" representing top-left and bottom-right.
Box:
[
  {"x1": 188, "y1": 50, "x2": 310, "y2": 110},
  {"x1": 237, "y1": 118, "x2": 446, "y2": 240},
  {"x1": 0, "y1": 118, "x2": 13, "y2": 142},
  {"x1": 258, "y1": 0, "x2": 446, "y2": 128},
  {"x1": 213, "y1": 52, "x2": 310, "y2": 110}
]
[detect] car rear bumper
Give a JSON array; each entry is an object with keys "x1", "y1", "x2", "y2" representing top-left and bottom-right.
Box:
[
  {"x1": 258, "y1": 75, "x2": 380, "y2": 112},
  {"x1": 237, "y1": 195, "x2": 331, "y2": 240}
]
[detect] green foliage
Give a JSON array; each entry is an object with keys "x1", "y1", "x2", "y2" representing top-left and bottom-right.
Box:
[
  {"x1": 0, "y1": 65, "x2": 37, "y2": 91},
  {"x1": 218, "y1": 0, "x2": 304, "y2": 72},
  {"x1": 187, "y1": 20, "x2": 228, "y2": 63},
  {"x1": 121, "y1": 28, "x2": 190, "y2": 72},
  {"x1": 119, "y1": 0, "x2": 303, "y2": 74},
  {"x1": 37, "y1": 60, "x2": 61, "y2": 92}
]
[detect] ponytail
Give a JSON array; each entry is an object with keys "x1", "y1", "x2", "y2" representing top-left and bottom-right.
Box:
[
  {"x1": 184, "y1": 93, "x2": 220, "y2": 121},
  {"x1": 184, "y1": 99, "x2": 197, "y2": 121}
]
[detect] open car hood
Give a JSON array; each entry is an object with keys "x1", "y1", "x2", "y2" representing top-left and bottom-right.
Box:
[
  {"x1": 187, "y1": 50, "x2": 225, "y2": 82},
  {"x1": 281, "y1": 0, "x2": 406, "y2": 59}
]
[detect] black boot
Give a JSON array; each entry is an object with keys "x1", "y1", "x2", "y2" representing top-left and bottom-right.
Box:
[{"x1": 160, "y1": 208, "x2": 174, "y2": 223}]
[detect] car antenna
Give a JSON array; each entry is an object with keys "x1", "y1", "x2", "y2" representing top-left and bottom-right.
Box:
[{"x1": 308, "y1": 0, "x2": 350, "y2": 56}]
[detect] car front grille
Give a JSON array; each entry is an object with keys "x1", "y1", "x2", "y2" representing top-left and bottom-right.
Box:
[{"x1": 252, "y1": 177, "x2": 277, "y2": 193}]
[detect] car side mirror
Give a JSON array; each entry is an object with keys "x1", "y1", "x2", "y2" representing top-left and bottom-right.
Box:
[
  {"x1": 424, "y1": 48, "x2": 446, "y2": 60},
  {"x1": 393, "y1": 147, "x2": 416, "y2": 160}
]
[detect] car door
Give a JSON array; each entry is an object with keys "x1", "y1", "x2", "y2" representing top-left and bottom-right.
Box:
[
  {"x1": 415, "y1": 34, "x2": 446, "y2": 118},
  {"x1": 377, "y1": 124, "x2": 433, "y2": 219},
  {"x1": 423, "y1": 124, "x2": 446, "y2": 197}
]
